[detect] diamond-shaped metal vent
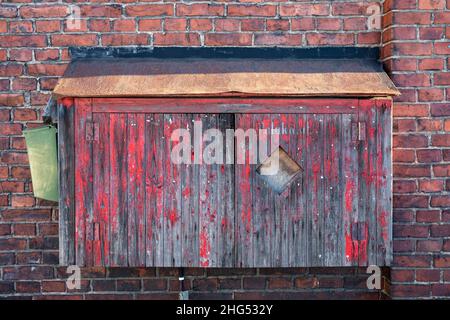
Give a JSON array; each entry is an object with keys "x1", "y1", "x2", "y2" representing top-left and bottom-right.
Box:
[{"x1": 256, "y1": 146, "x2": 303, "y2": 194}]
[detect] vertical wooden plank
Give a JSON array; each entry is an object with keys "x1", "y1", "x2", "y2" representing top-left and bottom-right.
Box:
[
  {"x1": 145, "y1": 114, "x2": 164, "y2": 267},
  {"x1": 74, "y1": 98, "x2": 93, "y2": 266},
  {"x1": 235, "y1": 114, "x2": 253, "y2": 267},
  {"x1": 290, "y1": 114, "x2": 307, "y2": 266},
  {"x1": 323, "y1": 114, "x2": 341, "y2": 266},
  {"x1": 127, "y1": 114, "x2": 146, "y2": 266},
  {"x1": 306, "y1": 114, "x2": 325, "y2": 266},
  {"x1": 163, "y1": 114, "x2": 182, "y2": 266},
  {"x1": 58, "y1": 98, "x2": 75, "y2": 265},
  {"x1": 252, "y1": 114, "x2": 272, "y2": 267},
  {"x1": 278, "y1": 114, "x2": 291, "y2": 267},
  {"x1": 342, "y1": 113, "x2": 359, "y2": 266},
  {"x1": 377, "y1": 100, "x2": 392, "y2": 266},
  {"x1": 181, "y1": 114, "x2": 199, "y2": 267},
  {"x1": 92, "y1": 113, "x2": 110, "y2": 266},
  {"x1": 217, "y1": 114, "x2": 235, "y2": 267},
  {"x1": 359, "y1": 101, "x2": 377, "y2": 266},
  {"x1": 109, "y1": 113, "x2": 128, "y2": 266}
]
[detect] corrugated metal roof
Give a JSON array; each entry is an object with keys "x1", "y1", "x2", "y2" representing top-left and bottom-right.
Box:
[{"x1": 53, "y1": 58, "x2": 400, "y2": 98}]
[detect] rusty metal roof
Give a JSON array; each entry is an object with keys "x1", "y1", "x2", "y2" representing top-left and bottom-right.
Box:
[{"x1": 53, "y1": 58, "x2": 400, "y2": 98}]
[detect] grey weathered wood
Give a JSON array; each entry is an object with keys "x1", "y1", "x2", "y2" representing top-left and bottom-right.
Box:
[
  {"x1": 217, "y1": 114, "x2": 235, "y2": 267},
  {"x1": 145, "y1": 114, "x2": 165, "y2": 266},
  {"x1": 58, "y1": 99, "x2": 75, "y2": 265},
  {"x1": 377, "y1": 101, "x2": 392, "y2": 266},
  {"x1": 109, "y1": 113, "x2": 128, "y2": 266},
  {"x1": 92, "y1": 113, "x2": 110, "y2": 266}
]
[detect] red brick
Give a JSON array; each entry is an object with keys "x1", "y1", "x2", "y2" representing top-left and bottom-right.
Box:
[
  {"x1": 39, "y1": 78, "x2": 59, "y2": 90},
  {"x1": 116, "y1": 279, "x2": 141, "y2": 291},
  {"x1": 391, "y1": 285, "x2": 430, "y2": 297},
  {"x1": 80, "y1": 5, "x2": 121, "y2": 17},
  {"x1": 0, "y1": 238, "x2": 27, "y2": 251},
  {"x1": 417, "y1": 119, "x2": 442, "y2": 131},
  {"x1": 419, "y1": 27, "x2": 444, "y2": 40},
  {"x1": 138, "y1": 19, "x2": 162, "y2": 31},
  {"x1": 393, "y1": 149, "x2": 415, "y2": 163},
  {"x1": 394, "y1": 255, "x2": 431, "y2": 267},
  {"x1": 418, "y1": 58, "x2": 445, "y2": 70},
  {"x1": 392, "y1": 73, "x2": 431, "y2": 87},
  {"x1": 89, "y1": 19, "x2": 111, "y2": 32},
  {"x1": 393, "y1": 194, "x2": 429, "y2": 207},
  {"x1": 19, "y1": 5, "x2": 68, "y2": 18},
  {"x1": 394, "y1": 225, "x2": 429, "y2": 238},
  {"x1": 391, "y1": 58, "x2": 417, "y2": 71},
  {"x1": 11, "y1": 195, "x2": 35, "y2": 208},
  {"x1": 12, "y1": 78, "x2": 37, "y2": 91},
  {"x1": 113, "y1": 19, "x2": 136, "y2": 32},
  {"x1": 0, "y1": 209, "x2": 51, "y2": 222},
  {"x1": 143, "y1": 279, "x2": 167, "y2": 291},
  {"x1": 434, "y1": 72, "x2": 450, "y2": 85},
  {"x1": 393, "y1": 180, "x2": 416, "y2": 193},
  {"x1": 0, "y1": 6, "x2": 18, "y2": 18},
  {"x1": 431, "y1": 134, "x2": 450, "y2": 147},
  {"x1": 431, "y1": 103, "x2": 450, "y2": 116},
  {"x1": 435, "y1": 12, "x2": 450, "y2": 23},
  {"x1": 243, "y1": 277, "x2": 266, "y2": 290},
  {"x1": 164, "y1": 18, "x2": 187, "y2": 32},
  {"x1": 190, "y1": 19, "x2": 213, "y2": 32},
  {"x1": 431, "y1": 195, "x2": 450, "y2": 207},
  {"x1": 316, "y1": 18, "x2": 341, "y2": 31},
  {"x1": 154, "y1": 33, "x2": 199, "y2": 46},
  {"x1": 393, "y1": 135, "x2": 428, "y2": 148},
  {"x1": 418, "y1": 0, "x2": 446, "y2": 9},
  {"x1": 9, "y1": 21, "x2": 33, "y2": 33},
  {"x1": 434, "y1": 255, "x2": 450, "y2": 267},
  {"x1": 42, "y1": 281, "x2": 66, "y2": 293},
  {"x1": 268, "y1": 277, "x2": 292, "y2": 289},
  {"x1": 102, "y1": 34, "x2": 148, "y2": 46},
  {"x1": 16, "y1": 281, "x2": 41, "y2": 293},
  {"x1": 36, "y1": 20, "x2": 61, "y2": 33},
  {"x1": 192, "y1": 278, "x2": 218, "y2": 291},
  {"x1": 393, "y1": 104, "x2": 430, "y2": 117},
  {"x1": 266, "y1": 19, "x2": 290, "y2": 32},
  {"x1": 177, "y1": 4, "x2": 224, "y2": 16},
  {"x1": 205, "y1": 33, "x2": 252, "y2": 46},
  {"x1": 291, "y1": 18, "x2": 315, "y2": 31},
  {"x1": 394, "y1": 119, "x2": 416, "y2": 132},
  {"x1": 254, "y1": 34, "x2": 302, "y2": 46},
  {"x1": 306, "y1": 33, "x2": 354, "y2": 46},
  {"x1": 51, "y1": 34, "x2": 97, "y2": 46},
  {"x1": 433, "y1": 164, "x2": 450, "y2": 177},
  {"x1": 417, "y1": 150, "x2": 442, "y2": 163},
  {"x1": 126, "y1": 5, "x2": 174, "y2": 17},
  {"x1": 391, "y1": 270, "x2": 414, "y2": 282},
  {"x1": 343, "y1": 17, "x2": 366, "y2": 31},
  {"x1": 416, "y1": 270, "x2": 440, "y2": 282},
  {"x1": 331, "y1": 2, "x2": 365, "y2": 15},
  {"x1": 418, "y1": 88, "x2": 444, "y2": 102},
  {"x1": 432, "y1": 284, "x2": 450, "y2": 296},
  {"x1": 27, "y1": 63, "x2": 67, "y2": 77},
  {"x1": 394, "y1": 12, "x2": 432, "y2": 25},
  {"x1": 227, "y1": 4, "x2": 275, "y2": 17},
  {"x1": 418, "y1": 179, "x2": 444, "y2": 192},
  {"x1": 0, "y1": 64, "x2": 23, "y2": 77},
  {"x1": 215, "y1": 19, "x2": 240, "y2": 32}
]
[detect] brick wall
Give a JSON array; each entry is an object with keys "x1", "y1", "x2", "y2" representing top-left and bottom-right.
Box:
[
  {"x1": 382, "y1": 0, "x2": 450, "y2": 298},
  {"x1": 0, "y1": 0, "x2": 448, "y2": 299}
]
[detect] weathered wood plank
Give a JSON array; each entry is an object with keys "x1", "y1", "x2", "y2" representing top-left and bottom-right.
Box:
[
  {"x1": 145, "y1": 114, "x2": 165, "y2": 267},
  {"x1": 180, "y1": 114, "x2": 199, "y2": 267},
  {"x1": 217, "y1": 114, "x2": 235, "y2": 267},
  {"x1": 92, "y1": 113, "x2": 110, "y2": 266},
  {"x1": 74, "y1": 98, "x2": 93, "y2": 266},
  {"x1": 235, "y1": 114, "x2": 254, "y2": 267},
  {"x1": 163, "y1": 114, "x2": 182, "y2": 266},
  {"x1": 109, "y1": 113, "x2": 128, "y2": 266},
  {"x1": 359, "y1": 100, "x2": 377, "y2": 266},
  {"x1": 342, "y1": 113, "x2": 359, "y2": 266},
  {"x1": 58, "y1": 98, "x2": 75, "y2": 265},
  {"x1": 127, "y1": 114, "x2": 146, "y2": 266},
  {"x1": 323, "y1": 114, "x2": 341, "y2": 266},
  {"x1": 377, "y1": 100, "x2": 392, "y2": 266},
  {"x1": 306, "y1": 114, "x2": 325, "y2": 266}
]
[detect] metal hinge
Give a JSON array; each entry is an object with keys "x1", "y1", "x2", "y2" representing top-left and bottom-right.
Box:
[
  {"x1": 352, "y1": 121, "x2": 366, "y2": 141},
  {"x1": 86, "y1": 121, "x2": 99, "y2": 141}
]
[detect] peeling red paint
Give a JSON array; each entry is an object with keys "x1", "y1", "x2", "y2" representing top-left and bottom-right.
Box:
[
  {"x1": 200, "y1": 230, "x2": 210, "y2": 266},
  {"x1": 345, "y1": 179, "x2": 354, "y2": 212},
  {"x1": 182, "y1": 187, "x2": 190, "y2": 197}
]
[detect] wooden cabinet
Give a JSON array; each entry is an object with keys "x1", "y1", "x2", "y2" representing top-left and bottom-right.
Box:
[{"x1": 57, "y1": 97, "x2": 392, "y2": 267}]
